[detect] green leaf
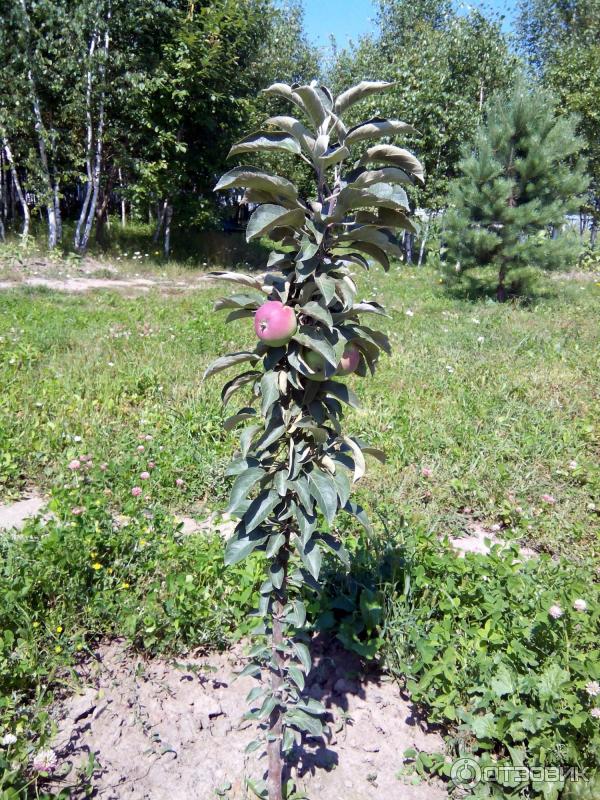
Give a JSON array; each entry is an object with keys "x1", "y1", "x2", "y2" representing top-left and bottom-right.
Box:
[
  {"x1": 224, "y1": 530, "x2": 269, "y2": 565},
  {"x1": 345, "y1": 117, "x2": 419, "y2": 145},
  {"x1": 266, "y1": 531, "x2": 286, "y2": 558},
  {"x1": 298, "y1": 301, "x2": 333, "y2": 330},
  {"x1": 264, "y1": 115, "x2": 316, "y2": 156},
  {"x1": 221, "y1": 371, "x2": 260, "y2": 405},
  {"x1": 343, "y1": 435, "x2": 366, "y2": 482},
  {"x1": 334, "y1": 81, "x2": 394, "y2": 114},
  {"x1": 260, "y1": 372, "x2": 279, "y2": 417},
  {"x1": 243, "y1": 490, "x2": 280, "y2": 533},
  {"x1": 292, "y1": 84, "x2": 328, "y2": 128},
  {"x1": 343, "y1": 500, "x2": 372, "y2": 533},
  {"x1": 322, "y1": 380, "x2": 360, "y2": 409},
  {"x1": 309, "y1": 468, "x2": 338, "y2": 523},
  {"x1": 203, "y1": 351, "x2": 260, "y2": 380},
  {"x1": 301, "y1": 540, "x2": 322, "y2": 580},
  {"x1": 358, "y1": 145, "x2": 425, "y2": 183},
  {"x1": 228, "y1": 467, "x2": 265, "y2": 513},
  {"x1": 229, "y1": 130, "x2": 301, "y2": 158},
  {"x1": 336, "y1": 241, "x2": 390, "y2": 271},
  {"x1": 246, "y1": 204, "x2": 305, "y2": 242},
  {"x1": 292, "y1": 327, "x2": 338, "y2": 367},
  {"x1": 270, "y1": 562, "x2": 284, "y2": 589},
  {"x1": 223, "y1": 408, "x2": 257, "y2": 431},
  {"x1": 319, "y1": 144, "x2": 350, "y2": 167},
  {"x1": 214, "y1": 167, "x2": 299, "y2": 203},
  {"x1": 293, "y1": 641, "x2": 312, "y2": 673},
  {"x1": 288, "y1": 665, "x2": 305, "y2": 691},
  {"x1": 285, "y1": 709, "x2": 323, "y2": 736}
]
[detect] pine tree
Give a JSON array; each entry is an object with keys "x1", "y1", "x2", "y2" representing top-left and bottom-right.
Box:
[{"x1": 444, "y1": 80, "x2": 588, "y2": 300}]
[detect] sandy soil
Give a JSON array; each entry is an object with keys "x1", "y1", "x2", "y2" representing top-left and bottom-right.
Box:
[{"x1": 50, "y1": 639, "x2": 447, "y2": 800}]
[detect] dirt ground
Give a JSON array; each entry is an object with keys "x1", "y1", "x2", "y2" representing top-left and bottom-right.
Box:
[{"x1": 50, "y1": 639, "x2": 447, "y2": 800}]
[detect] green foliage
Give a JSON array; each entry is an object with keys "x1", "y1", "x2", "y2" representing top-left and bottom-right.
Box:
[
  {"x1": 328, "y1": 0, "x2": 518, "y2": 212},
  {"x1": 206, "y1": 79, "x2": 422, "y2": 787},
  {"x1": 384, "y1": 527, "x2": 600, "y2": 800},
  {"x1": 444, "y1": 80, "x2": 588, "y2": 300},
  {"x1": 0, "y1": 475, "x2": 261, "y2": 796}
]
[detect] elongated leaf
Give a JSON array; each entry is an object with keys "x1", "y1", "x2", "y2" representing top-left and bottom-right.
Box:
[
  {"x1": 293, "y1": 641, "x2": 312, "y2": 673},
  {"x1": 285, "y1": 709, "x2": 323, "y2": 737},
  {"x1": 223, "y1": 408, "x2": 257, "y2": 431},
  {"x1": 246, "y1": 204, "x2": 305, "y2": 242},
  {"x1": 336, "y1": 241, "x2": 390, "y2": 271},
  {"x1": 348, "y1": 167, "x2": 413, "y2": 189},
  {"x1": 299, "y1": 301, "x2": 333, "y2": 330},
  {"x1": 359, "y1": 145, "x2": 425, "y2": 183},
  {"x1": 319, "y1": 145, "x2": 350, "y2": 168},
  {"x1": 205, "y1": 270, "x2": 265, "y2": 290},
  {"x1": 262, "y1": 82, "x2": 310, "y2": 119},
  {"x1": 337, "y1": 225, "x2": 403, "y2": 256},
  {"x1": 362, "y1": 446, "x2": 386, "y2": 463},
  {"x1": 309, "y1": 469, "x2": 338, "y2": 523},
  {"x1": 214, "y1": 167, "x2": 298, "y2": 200},
  {"x1": 343, "y1": 500, "x2": 372, "y2": 533},
  {"x1": 221, "y1": 370, "x2": 260, "y2": 405},
  {"x1": 292, "y1": 84, "x2": 328, "y2": 128},
  {"x1": 264, "y1": 115, "x2": 316, "y2": 156},
  {"x1": 343, "y1": 435, "x2": 366, "y2": 482},
  {"x1": 260, "y1": 372, "x2": 279, "y2": 417},
  {"x1": 243, "y1": 490, "x2": 280, "y2": 533},
  {"x1": 301, "y1": 540, "x2": 322, "y2": 580},
  {"x1": 288, "y1": 665, "x2": 305, "y2": 691},
  {"x1": 292, "y1": 327, "x2": 338, "y2": 367},
  {"x1": 224, "y1": 529, "x2": 269, "y2": 565},
  {"x1": 228, "y1": 467, "x2": 265, "y2": 513},
  {"x1": 266, "y1": 531, "x2": 286, "y2": 558},
  {"x1": 229, "y1": 131, "x2": 301, "y2": 158},
  {"x1": 322, "y1": 380, "x2": 360, "y2": 408},
  {"x1": 203, "y1": 351, "x2": 260, "y2": 380},
  {"x1": 345, "y1": 117, "x2": 419, "y2": 145},
  {"x1": 334, "y1": 80, "x2": 394, "y2": 114}
]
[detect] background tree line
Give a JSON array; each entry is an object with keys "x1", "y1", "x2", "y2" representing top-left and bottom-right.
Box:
[{"x1": 0, "y1": 0, "x2": 598, "y2": 270}]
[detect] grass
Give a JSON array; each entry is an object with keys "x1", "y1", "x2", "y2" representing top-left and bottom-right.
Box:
[
  {"x1": 1, "y1": 262, "x2": 598, "y2": 560},
  {"x1": 0, "y1": 251, "x2": 599, "y2": 796}
]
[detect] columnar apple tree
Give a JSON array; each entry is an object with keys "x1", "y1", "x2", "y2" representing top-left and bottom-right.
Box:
[{"x1": 204, "y1": 80, "x2": 424, "y2": 799}]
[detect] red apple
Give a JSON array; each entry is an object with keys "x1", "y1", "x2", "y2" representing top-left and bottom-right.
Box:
[
  {"x1": 254, "y1": 301, "x2": 297, "y2": 347},
  {"x1": 303, "y1": 348, "x2": 328, "y2": 381},
  {"x1": 337, "y1": 343, "x2": 361, "y2": 375}
]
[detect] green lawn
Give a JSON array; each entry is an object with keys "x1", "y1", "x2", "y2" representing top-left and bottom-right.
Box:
[{"x1": 1, "y1": 266, "x2": 598, "y2": 559}]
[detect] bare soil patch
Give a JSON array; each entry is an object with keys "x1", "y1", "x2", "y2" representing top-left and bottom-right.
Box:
[{"x1": 51, "y1": 639, "x2": 447, "y2": 799}]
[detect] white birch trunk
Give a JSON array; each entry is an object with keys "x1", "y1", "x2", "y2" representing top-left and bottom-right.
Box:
[
  {"x1": 153, "y1": 199, "x2": 168, "y2": 242},
  {"x1": 19, "y1": 0, "x2": 57, "y2": 248},
  {"x1": 118, "y1": 167, "x2": 126, "y2": 227},
  {"x1": 80, "y1": 6, "x2": 110, "y2": 252},
  {"x1": 74, "y1": 30, "x2": 98, "y2": 250},
  {"x1": 2, "y1": 137, "x2": 30, "y2": 238},
  {"x1": 163, "y1": 202, "x2": 173, "y2": 259},
  {"x1": 417, "y1": 220, "x2": 430, "y2": 267}
]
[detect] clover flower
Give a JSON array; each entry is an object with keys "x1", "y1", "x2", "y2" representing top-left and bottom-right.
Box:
[
  {"x1": 32, "y1": 748, "x2": 58, "y2": 773},
  {"x1": 548, "y1": 605, "x2": 563, "y2": 619}
]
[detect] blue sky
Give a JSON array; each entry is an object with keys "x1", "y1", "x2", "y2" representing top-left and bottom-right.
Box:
[{"x1": 302, "y1": 0, "x2": 518, "y2": 49}]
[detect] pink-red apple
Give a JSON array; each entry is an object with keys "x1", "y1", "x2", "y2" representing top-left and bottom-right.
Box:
[
  {"x1": 303, "y1": 348, "x2": 328, "y2": 381},
  {"x1": 337, "y1": 343, "x2": 361, "y2": 376},
  {"x1": 254, "y1": 301, "x2": 297, "y2": 347}
]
